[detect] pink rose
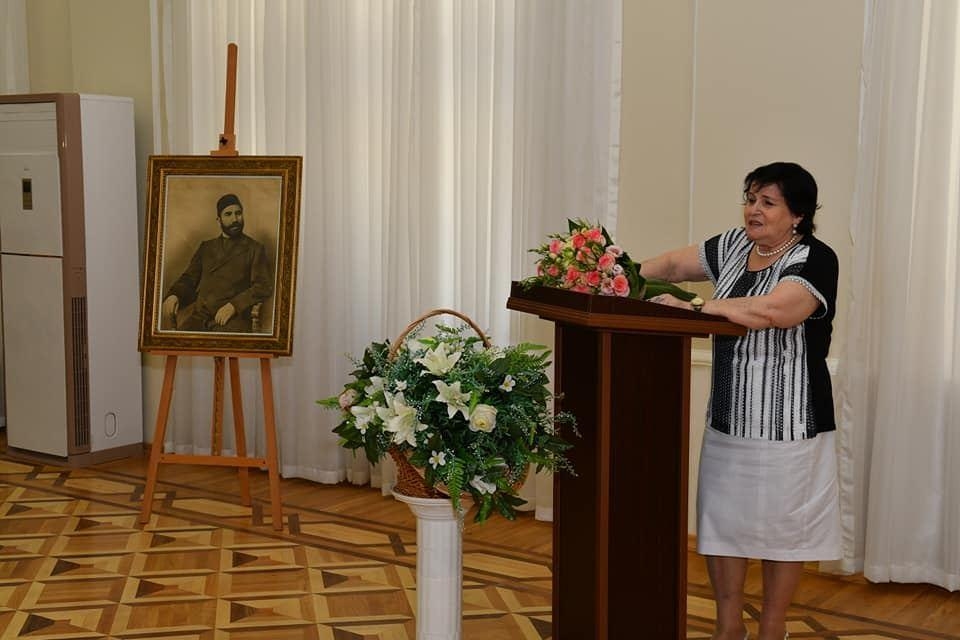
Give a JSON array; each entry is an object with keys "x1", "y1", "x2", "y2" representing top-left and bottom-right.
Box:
[
  {"x1": 565, "y1": 266, "x2": 581, "y2": 283},
  {"x1": 572, "y1": 284, "x2": 592, "y2": 293},
  {"x1": 576, "y1": 249, "x2": 591, "y2": 263},
  {"x1": 607, "y1": 245, "x2": 623, "y2": 257},
  {"x1": 598, "y1": 253, "x2": 615, "y2": 271},
  {"x1": 585, "y1": 270, "x2": 602, "y2": 287},
  {"x1": 549, "y1": 239, "x2": 564, "y2": 255},
  {"x1": 338, "y1": 389, "x2": 358, "y2": 409},
  {"x1": 600, "y1": 280, "x2": 615, "y2": 296},
  {"x1": 586, "y1": 228, "x2": 603, "y2": 243},
  {"x1": 571, "y1": 233, "x2": 587, "y2": 249},
  {"x1": 547, "y1": 265, "x2": 560, "y2": 277},
  {"x1": 612, "y1": 274, "x2": 630, "y2": 297}
]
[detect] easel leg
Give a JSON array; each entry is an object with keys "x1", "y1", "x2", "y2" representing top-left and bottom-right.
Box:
[
  {"x1": 140, "y1": 355, "x2": 178, "y2": 524},
  {"x1": 211, "y1": 356, "x2": 225, "y2": 456},
  {"x1": 228, "y1": 357, "x2": 251, "y2": 506},
  {"x1": 260, "y1": 357, "x2": 283, "y2": 531}
]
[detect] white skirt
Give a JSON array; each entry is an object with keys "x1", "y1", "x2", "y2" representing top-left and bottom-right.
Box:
[{"x1": 696, "y1": 426, "x2": 841, "y2": 561}]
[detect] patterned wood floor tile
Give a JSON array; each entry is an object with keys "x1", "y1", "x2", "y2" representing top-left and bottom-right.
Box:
[{"x1": 0, "y1": 464, "x2": 957, "y2": 639}]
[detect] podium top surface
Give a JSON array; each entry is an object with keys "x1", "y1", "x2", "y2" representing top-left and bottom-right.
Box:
[{"x1": 507, "y1": 282, "x2": 747, "y2": 338}]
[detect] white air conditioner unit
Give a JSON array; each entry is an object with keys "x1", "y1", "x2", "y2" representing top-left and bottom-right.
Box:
[{"x1": 0, "y1": 93, "x2": 143, "y2": 463}]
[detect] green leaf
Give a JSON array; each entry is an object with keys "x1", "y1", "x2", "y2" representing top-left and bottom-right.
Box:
[
  {"x1": 363, "y1": 437, "x2": 382, "y2": 465},
  {"x1": 622, "y1": 256, "x2": 645, "y2": 298},
  {"x1": 476, "y1": 497, "x2": 494, "y2": 522}
]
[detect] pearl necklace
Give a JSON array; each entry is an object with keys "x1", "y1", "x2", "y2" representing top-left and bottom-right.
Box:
[{"x1": 754, "y1": 235, "x2": 799, "y2": 257}]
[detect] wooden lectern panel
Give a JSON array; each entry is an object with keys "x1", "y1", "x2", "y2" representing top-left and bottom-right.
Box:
[{"x1": 553, "y1": 326, "x2": 691, "y2": 637}]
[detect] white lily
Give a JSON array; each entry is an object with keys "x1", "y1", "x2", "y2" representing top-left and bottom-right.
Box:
[
  {"x1": 364, "y1": 376, "x2": 385, "y2": 396},
  {"x1": 429, "y1": 450, "x2": 447, "y2": 468},
  {"x1": 469, "y1": 475, "x2": 497, "y2": 495},
  {"x1": 499, "y1": 375, "x2": 516, "y2": 392},
  {"x1": 380, "y1": 392, "x2": 427, "y2": 447},
  {"x1": 375, "y1": 391, "x2": 398, "y2": 423},
  {"x1": 433, "y1": 380, "x2": 471, "y2": 419},
  {"x1": 349, "y1": 404, "x2": 378, "y2": 434},
  {"x1": 416, "y1": 342, "x2": 462, "y2": 376}
]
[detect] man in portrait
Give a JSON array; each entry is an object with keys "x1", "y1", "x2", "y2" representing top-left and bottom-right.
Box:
[{"x1": 161, "y1": 193, "x2": 273, "y2": 332}]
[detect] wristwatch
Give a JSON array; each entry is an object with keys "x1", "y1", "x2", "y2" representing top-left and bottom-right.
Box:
[{"x1": 690, "y1": 296, "x2": 704, "y2": 312}]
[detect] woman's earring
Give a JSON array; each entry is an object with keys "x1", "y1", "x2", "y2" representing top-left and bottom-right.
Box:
[{"x1": 792, "y1": 224, "x2": 798, "y2": 235}]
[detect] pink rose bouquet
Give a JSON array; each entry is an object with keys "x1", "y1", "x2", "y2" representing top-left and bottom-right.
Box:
[
  {"x1": 525, "y1": 219, "x2": 644, "y2": 297},
  {"x1": 523, "y1": 218, "x2": 699, "y2": 303}
]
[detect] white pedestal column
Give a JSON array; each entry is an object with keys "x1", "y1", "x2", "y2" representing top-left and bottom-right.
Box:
[{"x1": 394, "y1": 492, "x2": 469, "y2": 640}]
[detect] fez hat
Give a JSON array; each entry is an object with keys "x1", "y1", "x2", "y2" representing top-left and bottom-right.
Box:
[{"x1": 216, "y1": 193, "x2": 243, "y2": 215}]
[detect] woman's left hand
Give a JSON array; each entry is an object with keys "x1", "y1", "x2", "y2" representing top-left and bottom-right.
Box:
[{"x1": 649, "y1": 293, "x2": 692, "y2": 310}]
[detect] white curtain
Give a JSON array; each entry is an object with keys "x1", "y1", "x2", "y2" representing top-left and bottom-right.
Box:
[
  {"x1": 0, "y1": 0, "x2": 29, "y2": 94},
  {"x1": 152, "y1": 0, "x2": 621, "y2": 520},
  {"x1": 837, "y1": 0, "x2": 960, "y2": 590}
]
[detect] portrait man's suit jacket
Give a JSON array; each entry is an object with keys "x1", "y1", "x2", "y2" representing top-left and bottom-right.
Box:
[{"x1": 166, "y1": 233, "x2": 273, "y2": 322}]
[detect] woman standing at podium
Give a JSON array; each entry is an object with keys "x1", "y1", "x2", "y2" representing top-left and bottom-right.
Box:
[{"x1": 641, "y1": 161, "x2": 840, "y2": 640}]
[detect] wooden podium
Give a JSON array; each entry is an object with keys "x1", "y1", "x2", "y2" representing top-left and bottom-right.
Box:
[{"x1": 506, "y1": 282, "x2": 746, "y2": 639}]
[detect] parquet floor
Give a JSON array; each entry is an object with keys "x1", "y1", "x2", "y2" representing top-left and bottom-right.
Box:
[{"x1": 0, "y1": 450, "x2": 958, "y2": 639}]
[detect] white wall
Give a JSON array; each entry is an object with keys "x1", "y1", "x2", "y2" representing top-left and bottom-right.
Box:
[
  {"x1": 27, "y1": 0, "x2": 154, "y2": 230},
  {"x1": 620, "y1": 0, "x2": 864, "y2": 531}
]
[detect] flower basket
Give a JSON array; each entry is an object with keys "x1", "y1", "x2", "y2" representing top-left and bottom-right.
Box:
[
  {"x1": 386, "y1": 310, "x2": 529, "y2": 501},
  {"x1": 320, "y1": 307, "x2": 575, "y2": 522}
]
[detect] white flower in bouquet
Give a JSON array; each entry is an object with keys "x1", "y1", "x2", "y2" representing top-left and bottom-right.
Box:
[
  {"x1": 379, "y1": 391, "x2": 427, "y2": 446},
  {"x1": 433, "y1": 380, "x2": 471, "y2": 419},
  {"x1": 468, "y1": 404, "x2": 498, "y2": 433},
  {"x1": 365, "y1": 376, "x2": 385, "y2": 396},
  {"x1": 416, "y1": 342, "x2": 461, "y2": 376},
  {"x1": 350, "y1": 404, "x2": 377, "y2": 434},
  {"x1": 470, "y1": 475, "x2": 497, "y2": 495}
]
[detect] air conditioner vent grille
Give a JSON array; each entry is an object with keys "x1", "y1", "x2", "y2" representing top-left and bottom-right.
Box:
[{"x1": 71, "y1": 296, "x2": 90, "y2": 448}]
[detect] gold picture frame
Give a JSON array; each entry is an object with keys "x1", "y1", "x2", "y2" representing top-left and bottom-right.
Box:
[{"x1": 138, "y1": 155, "x2": 302, "y2": 355}]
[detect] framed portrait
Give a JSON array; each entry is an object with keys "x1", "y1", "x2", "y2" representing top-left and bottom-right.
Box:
[{"x1": 138, "y1": 155, "x2": 302, "y2": 355}]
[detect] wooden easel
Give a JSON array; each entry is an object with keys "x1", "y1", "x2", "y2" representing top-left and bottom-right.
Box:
[{"x1": 139, "y1": 43, "x2": 284, "y2": 531}]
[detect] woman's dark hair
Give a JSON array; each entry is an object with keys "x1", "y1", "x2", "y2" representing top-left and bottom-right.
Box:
[{"x1": 742, "y1": 162, "x2": 820, "y2": 234}]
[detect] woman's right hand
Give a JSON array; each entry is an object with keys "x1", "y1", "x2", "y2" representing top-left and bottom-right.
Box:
[{"x1": 649, "y1": 293, "x2": 694, "y2": 311}]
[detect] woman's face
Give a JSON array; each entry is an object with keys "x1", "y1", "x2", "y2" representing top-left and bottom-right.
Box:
[{"x1": 742, "y1": 182, "x2": 803, "y2": 247}]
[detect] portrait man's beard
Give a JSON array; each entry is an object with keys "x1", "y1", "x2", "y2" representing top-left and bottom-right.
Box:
[{"x1": 221, "y1": 218, "x2": 244, "y2": 238}]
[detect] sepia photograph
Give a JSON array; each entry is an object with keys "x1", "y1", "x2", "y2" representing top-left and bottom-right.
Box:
[{"x1": 139, "y1": 155, "x2": 302, "y2": 355}]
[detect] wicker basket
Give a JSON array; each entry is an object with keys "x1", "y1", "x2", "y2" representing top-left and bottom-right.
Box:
[
  {"x1": 387, "y1": 308, "x2": 527, "y2": 499},
  {"x1": 389, "y1": 447, "x2": 444, "y2": 498}
]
